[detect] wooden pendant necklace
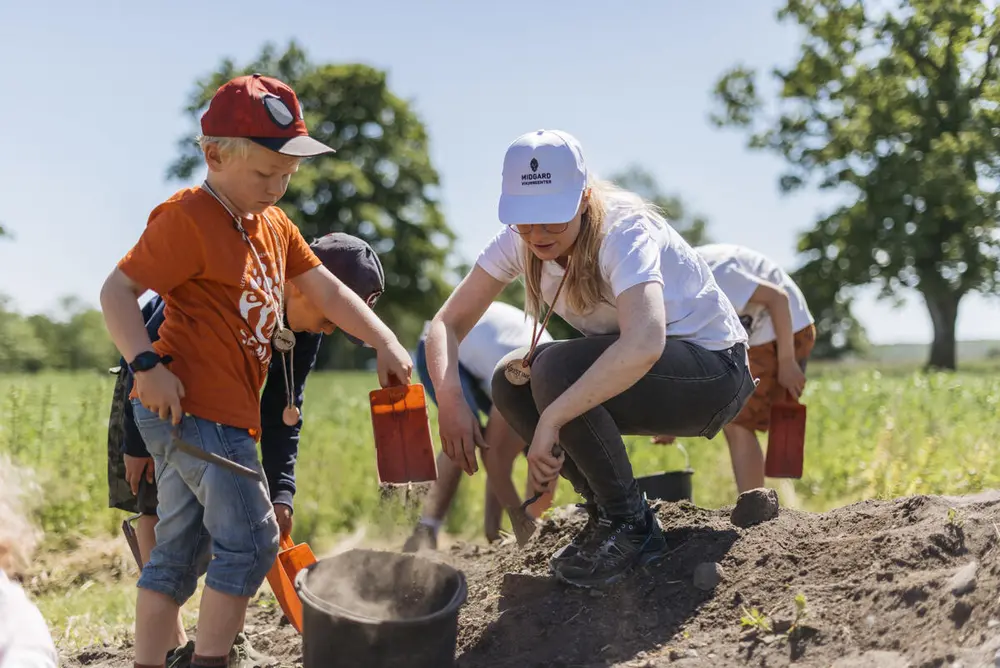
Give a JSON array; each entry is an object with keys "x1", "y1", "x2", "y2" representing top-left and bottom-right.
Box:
[
  {"x1": 200, "y1": 181, "x2": 300, "y2": 426},
  {"x1": 503, "y1": 257, "x2": 571, "y2": 386}
]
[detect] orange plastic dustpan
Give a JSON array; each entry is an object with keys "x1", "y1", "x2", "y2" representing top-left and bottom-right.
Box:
[
  {"x1": 369, "y1": 383, "x2": 438, "y2": 484},
  {"x1": 265, "y1": 534, "x2": 316, "y2": 633},
  {"x1": 765, "y1": 390, "x2": 807, "y2": 479}
]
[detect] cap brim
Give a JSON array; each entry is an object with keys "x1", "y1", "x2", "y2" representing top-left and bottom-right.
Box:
[
  {"x1": 251, "y1": 135, "x2": 336, "y2": 157},
  {"x1": 498, "y1": 188, "x2": 584, "y2": 225}
]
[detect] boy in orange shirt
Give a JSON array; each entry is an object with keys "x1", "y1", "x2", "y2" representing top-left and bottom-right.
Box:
[{"x1": 100, "y1": 74, "x2": 412, "y2": 668}]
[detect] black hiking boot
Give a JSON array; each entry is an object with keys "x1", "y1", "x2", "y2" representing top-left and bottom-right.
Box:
[
  {"x1": 548, "y1": 502, "x2": 602, "y2": 572},
  {"x1": 165, "y1": 640, "x2": 194, "y2": 668},
  {"x1": 552, "y1": 506, "x2": 667, "y2": 588}
]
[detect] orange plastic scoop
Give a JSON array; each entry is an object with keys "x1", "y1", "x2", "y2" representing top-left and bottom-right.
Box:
[
  {"x1": 265, "y1": 534, "x2": 317, "y2": 633},
  {"x1": 369, "y1": 383, "x2": 438, "y2": 484},
  {"x1": 765, "y1": 390, "x2": 807, "y2": 479}
]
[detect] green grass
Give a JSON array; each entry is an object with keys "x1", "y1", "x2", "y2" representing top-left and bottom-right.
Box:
[{"x1": 3, "y1": 363, "x2": 1000, "y2": 650}]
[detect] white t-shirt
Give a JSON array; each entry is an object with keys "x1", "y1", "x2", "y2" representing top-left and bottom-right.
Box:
[
  {"x1": 475, "y1": 195, "x2": 747, "y2": 352},
  {"x1": 0, "y1": 571, "x2": 58, "y2": 668},
  {"x1": 421, "y1": 302, "x2": 553, "y2": 398},
  {"x1": 695, "y1": 243, "x2": 814, "y2": 347}
]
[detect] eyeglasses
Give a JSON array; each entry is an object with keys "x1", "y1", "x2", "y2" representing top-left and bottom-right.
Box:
[{"x1": 512, "y1": 222, "x2": 570, "y2": 235}]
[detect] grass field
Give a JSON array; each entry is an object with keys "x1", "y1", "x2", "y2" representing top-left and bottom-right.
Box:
[{"x1": 3, "y1": 363, "x2": 1000, "y2": 650}]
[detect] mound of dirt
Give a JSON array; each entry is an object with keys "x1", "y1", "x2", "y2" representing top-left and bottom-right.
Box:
[{"x1": 64, "y1": 490, "x2": 1000, "y2": 667}]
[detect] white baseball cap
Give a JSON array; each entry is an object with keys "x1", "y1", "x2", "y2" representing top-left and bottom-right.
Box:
[{"x1": 497, "y1": 129, "x2": 588, "y2": 226}]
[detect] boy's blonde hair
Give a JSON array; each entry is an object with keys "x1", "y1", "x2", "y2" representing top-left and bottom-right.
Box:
[
  {"x1": 522, "y1": 175, "x2": 667, "y2": 321},
  {"x1": 197, "y1": 135, "x2": 254, "y2": 161},
  {"x1": 0, "y1": 454, "x2": 41, "y2": 576}
]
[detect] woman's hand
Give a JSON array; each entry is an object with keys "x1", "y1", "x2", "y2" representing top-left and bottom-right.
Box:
[
  {"x1": 526, "y1": 417, "x2": 565, "y2": 493},
  {"x1": 438, "y1": 391, "x2": 488, "y2": 475}
]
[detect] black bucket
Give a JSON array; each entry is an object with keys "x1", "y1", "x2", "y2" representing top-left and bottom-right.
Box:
[
  {"x1": 637, "y1": 469, "x2": 694, "y2": 502},
  {"x1": 636, "y1": 442, "x2": 694, "y2": 503},
  {"x1": 294, "y1": 548, "x2": 468, "y2": 668}
]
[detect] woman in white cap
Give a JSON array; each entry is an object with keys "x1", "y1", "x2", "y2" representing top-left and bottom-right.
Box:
[{"x1": 422, "y1": 129, "x2": 755, "y2": 587}]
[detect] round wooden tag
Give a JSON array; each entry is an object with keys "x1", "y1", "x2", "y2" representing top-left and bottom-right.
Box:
[
  {"x1": 503, "y1": 359, "x2": 531, "y2": 386},
  {"x1": 273, "y1": 327, "x2": 296, "y2": 353},
  {"x1": 282, "y1": 405, "x2": 301, "y2": 426}
]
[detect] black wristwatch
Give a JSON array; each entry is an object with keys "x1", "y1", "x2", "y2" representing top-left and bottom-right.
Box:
[{"x1": 128, "y1": 351, "x2": 172, "y2": 374}]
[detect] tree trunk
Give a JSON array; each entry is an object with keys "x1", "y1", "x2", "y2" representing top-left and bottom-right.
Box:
[{"x1": 922, "y1": 290, "x2": 961, "y2": 370}]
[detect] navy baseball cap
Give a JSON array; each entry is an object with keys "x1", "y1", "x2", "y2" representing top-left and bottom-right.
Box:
[{"x1": 309, "y1": 233, "x2": 385, "y2": 346}]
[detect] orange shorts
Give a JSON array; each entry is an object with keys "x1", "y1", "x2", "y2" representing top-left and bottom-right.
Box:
[{"x1": 731, "y1": 324, "x2": 816, "y2": 433}]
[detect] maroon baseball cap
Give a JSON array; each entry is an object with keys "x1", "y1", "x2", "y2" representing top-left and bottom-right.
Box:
[{"x1": 200, "y1": 73, "x2": 335, "y2": 158}]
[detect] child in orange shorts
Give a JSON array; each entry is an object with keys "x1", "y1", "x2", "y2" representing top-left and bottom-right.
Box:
[{"x1": 656, "y1": 243, "x2": 815, "y2": 495}]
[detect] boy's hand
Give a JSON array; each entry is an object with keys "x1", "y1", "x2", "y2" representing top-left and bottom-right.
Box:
[
  {"x1": 134, "y1": 364, "x2": 186, "y2": 424},
  {"x1": 274, "y1": 503, "x2": 293, "y2": 541},
  {"x1": 124, "y1": 455, "x2": 154, "y2": 495},
  {"x1": 375, "y1": 338, "x2": 414, "y2": 388}
]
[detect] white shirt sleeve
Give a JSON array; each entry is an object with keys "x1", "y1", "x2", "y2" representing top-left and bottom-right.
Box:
[
  {"x1": 710, "y1": 259, "x2": 765, "y2": 312},
  {"x1": 475, "y1": 226, "x2": 524, "y2": 284},
  {"x1": 600, "y1": 217, "x2": 665, "y2": 298}
]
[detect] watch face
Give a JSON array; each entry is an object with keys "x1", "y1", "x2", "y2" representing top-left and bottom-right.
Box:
[{"x1": 132, "y1": 352, "x2": 160, "y2": 371}]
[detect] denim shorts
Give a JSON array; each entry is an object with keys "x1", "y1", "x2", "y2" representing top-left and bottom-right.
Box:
[
  {"x1": 415, "y1": 339, "x2": 492, "y2": 421},
  {"x1": 130, "y1": 399, "x2": 280, "y2": 605}
]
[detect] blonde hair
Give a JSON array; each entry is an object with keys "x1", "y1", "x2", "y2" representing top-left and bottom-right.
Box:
[
  {"x1": 522, "y1": 175, "x2": 666, "y2": 322},
  {"x1": 0, "y1": 454, "x2": 42, "y2": 576},
  {"x1": 197, "y1": 135, "x2": 254, "y2": 161}
]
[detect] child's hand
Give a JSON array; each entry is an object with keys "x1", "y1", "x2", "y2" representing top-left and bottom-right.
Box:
[
  {"x1": 375, "y1": 338, "x2": 414, "y2": 388},
  {"x1": 777, "y1": 357, "x2": 806, "y2": 400},
  {"x1": 134, "y1": 364, "x2": 186, "y2": 424},
  {"x1": 274, "y1": 503, "x2": 293, "y2": 541},
  {"x1": 124, "y1": 455, "x2": 154, "y2": 495}
]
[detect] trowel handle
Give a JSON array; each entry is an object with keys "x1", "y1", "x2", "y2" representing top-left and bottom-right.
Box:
[{"x1": 520, "y1": 445, "x2": 563, "y2": 509}]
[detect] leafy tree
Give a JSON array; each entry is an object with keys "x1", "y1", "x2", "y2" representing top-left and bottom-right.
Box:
[
  {"x1": 610, "y1": 165, "x2": 711, "y2": 246},
  {"x1": 711, "y1": 0, "x2": 1000, "y2": 369},
  {"x1": 166, "y1": 41, "x2": 457, "y2": 365},
  {"x1": 0, "y1": 297, "x2": 46, "y2": 373}
]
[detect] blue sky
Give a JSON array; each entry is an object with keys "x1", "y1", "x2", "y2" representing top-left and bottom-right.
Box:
[{"x1": 2, "y1": 0, "x2": 998, "y2": 344}]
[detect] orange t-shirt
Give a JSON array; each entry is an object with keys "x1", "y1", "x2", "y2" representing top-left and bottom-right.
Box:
[{"x1": 118, "y1": 186, "x2": 322, "y2": 438}]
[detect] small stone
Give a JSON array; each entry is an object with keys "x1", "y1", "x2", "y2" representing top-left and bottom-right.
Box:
[
  {"x1": 730, "y1": 488, "x2": 780, "y2": 528},
  {"x1": 589, "y1": 589, "x2": 605, "y2": 598},
  {"x1": 989, "y1": 619, "x2": 999, "y2": 629},
  {"x1": 865, "y1": 615, "x2": 876, "y2": 628},
  {"x1": 952, "y1": 601, "x2": 974, "y2": 627},
  {"x1": 669, "y1": 648, "x2": 684, "y2": 660},
  {"x1": 693, "y1": 562, "x2": 725, "y2": 591},
  {"x1": 949, "y1": 561, "x2": 979, "y2": 597},
  {"x1": 686, "y1": 649, "x2": 699, "y2": 658}
]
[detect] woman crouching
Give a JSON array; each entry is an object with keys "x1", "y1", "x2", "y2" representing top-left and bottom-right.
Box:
[{"x1": 423, "y1": 129, "x2": 755, "y2": 587}]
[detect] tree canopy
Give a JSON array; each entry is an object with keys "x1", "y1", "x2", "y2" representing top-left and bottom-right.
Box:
[{"x1": 711, "y1": 0, "x2": 1000, "y2": 368}]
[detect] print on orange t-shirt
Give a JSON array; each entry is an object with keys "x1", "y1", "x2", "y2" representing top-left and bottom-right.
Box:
[{"x1": 118, "y1": 186, "x2": 322, "y2": 437}]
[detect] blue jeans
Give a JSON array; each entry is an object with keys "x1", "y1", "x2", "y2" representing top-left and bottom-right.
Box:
[
  {"x1": 130, "y1": 399, "x2": 279, "y2": 605},
  {"x1": 415, "y1": 339, "x2": 492, "y2": 421}
]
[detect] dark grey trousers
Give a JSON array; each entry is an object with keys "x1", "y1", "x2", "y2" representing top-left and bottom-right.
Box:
[{"x1": 491, "y1": 336, "x2": 755, "y2": 519}]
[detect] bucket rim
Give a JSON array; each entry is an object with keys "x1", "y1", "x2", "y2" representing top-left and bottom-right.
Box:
[
  {"x1": 637, "y1": 468, "x2": 695, "y2": 478},
  {"x1": 294, "y1": 549, "x2": 468, "y2": 627}
]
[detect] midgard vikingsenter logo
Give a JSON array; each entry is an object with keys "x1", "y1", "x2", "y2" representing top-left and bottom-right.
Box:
[{"x1": 521, "y1": 157, "x2": 552, "y2": 186}]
